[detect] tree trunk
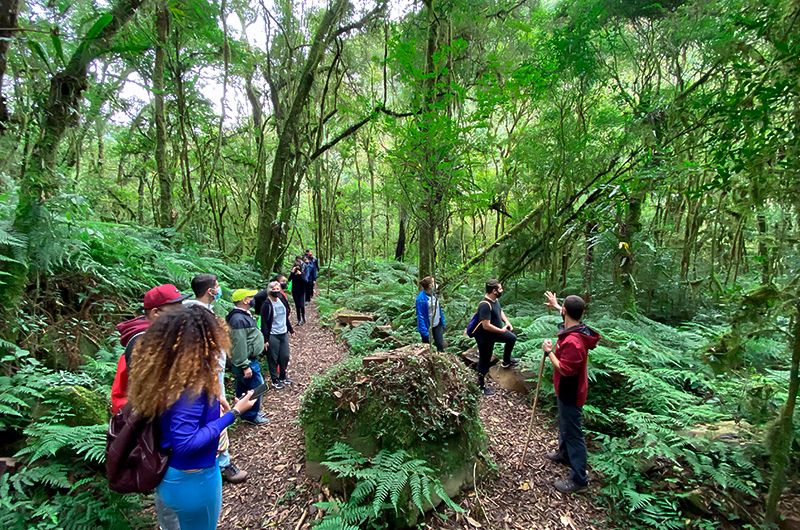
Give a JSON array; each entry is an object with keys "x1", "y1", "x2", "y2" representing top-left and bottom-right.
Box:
[
  {"x1": 619, "y1": 195, "x2": 642, "y2": 313},
  {"x1": 0, "y1": 0, "x2": 18, "y2": 133},
  {"x1": 3, "y1": 0, "x2": 144, "y2": 324},
  {"x1": 154, "y1": 1, "x2": 172, "y2": 228},
  {"x1": 395, "y1": 207, "x2": 407, "y2": 261}
]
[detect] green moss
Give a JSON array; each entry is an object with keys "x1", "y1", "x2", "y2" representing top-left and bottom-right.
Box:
[
  {"x1": 41, "y1": 385, "x2": 109, "y2": 426},
  {"x1": 300, "y1": 347, "x2": 487, "y2": 481}
]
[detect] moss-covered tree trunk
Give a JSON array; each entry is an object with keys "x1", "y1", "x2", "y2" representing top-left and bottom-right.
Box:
[
  {"x1": 154, "y1": 1, "x2": 172, "y2": 228},
  {"x1": 1, "y1": 0, "x2": 144, "y2": 331},
  {"x1": 0, "y1": 0, "x2": 18, "y2": 132}
]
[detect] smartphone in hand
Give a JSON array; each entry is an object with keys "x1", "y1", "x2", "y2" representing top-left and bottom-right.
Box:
[{"x1": 246, "y1": 382, "x2": 269, "y2": 400}]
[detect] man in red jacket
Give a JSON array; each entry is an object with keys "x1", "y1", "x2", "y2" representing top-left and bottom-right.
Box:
[
  {"x1": 542, "y1": 292, "x2": 600, "y2": 493},
  {"x1": 110, "y1": 284, "x2": 189, "y2": 414}
]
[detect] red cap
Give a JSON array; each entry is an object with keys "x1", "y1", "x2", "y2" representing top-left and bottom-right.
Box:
[{"x1": 143, "y1": 284, "x2": 189, "y2": 310}]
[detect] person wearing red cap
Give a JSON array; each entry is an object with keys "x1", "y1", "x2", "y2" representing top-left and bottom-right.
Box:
[{"x1": 110, "y1": 284, "x2": 189, "y2": 414}]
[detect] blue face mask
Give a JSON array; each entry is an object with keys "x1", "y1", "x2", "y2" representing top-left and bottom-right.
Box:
[
  {"x1": 213, "y1": 287, "x2": 222, "y2": 302},
  {"x1": 248, "y1": 298, "x2": 255, "y2": 308}
]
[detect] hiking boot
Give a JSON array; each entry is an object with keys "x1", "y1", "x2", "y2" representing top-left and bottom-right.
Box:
[
  {"x1": 281, "y1": 378, "x2": 294, "y2": 386},
  {"x1": 481, "y1": 387, "x2": 496, "y2": 396},
  {"x1": 501, "y1": 358, "x2": 520, "y2": 369},
  {"x1": 221, "y1": 462, "x2": 248, "y2": 484},
  {"x1": 243, "y1": 414, "x2": 269, "y2": 426},
  {"x1": 554, "y1": 478, "x2": 587, "y2": 493},
  {"x1": 272, "y1": 380, "x2": 284, "y2": 390},
  {"x1": 545, "y1": 451, "x2": 569, "y2": 466}
]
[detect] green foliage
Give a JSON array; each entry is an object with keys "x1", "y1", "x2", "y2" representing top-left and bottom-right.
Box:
[{"x1": 315, "y1": 443, "x2": 463, "y2": 529}]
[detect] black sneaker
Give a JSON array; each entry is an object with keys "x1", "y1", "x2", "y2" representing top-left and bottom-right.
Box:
[
  {"x1": 554, "y1": 478, "x2": 587, "y2": 493},
  {"x1": 281, "y1": 378, "x2": 294, "y2": 386},
  {"x1": 481, "y1": 387, "x2": 496, "y2": 396},
  {"x1": 545, "y1": 451, "x2": 570, "y2": 466},
  {"x1": 272, "y1": 380, "x2": 284, "y2": 390},
  {"x1": 501, "y1": 358, "x2": 520, "y2": 369}
]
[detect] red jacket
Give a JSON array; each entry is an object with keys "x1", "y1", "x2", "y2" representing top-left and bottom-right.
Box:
[
  {"x1": 110, "y1": 316, "x2": 150, "y2": 414},
  {"x1": 553, "y1": 323, "x2": 600, "y2": 407}
]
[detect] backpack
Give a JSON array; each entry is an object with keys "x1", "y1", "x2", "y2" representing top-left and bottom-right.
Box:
[
  {"x1": 465, "y1": 301, "x2": 492, "y2": 338},
  {"x1": 105, "y1": 404, "x2": 168, "y2": 494}
]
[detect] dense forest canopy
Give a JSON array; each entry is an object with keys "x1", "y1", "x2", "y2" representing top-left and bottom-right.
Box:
[{"x1": 0, "y1": 0, "x2": 798, "y2": 527}]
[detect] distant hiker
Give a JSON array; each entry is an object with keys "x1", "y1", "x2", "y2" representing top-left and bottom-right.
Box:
[
  {"x1": 111, "y1": 284, "x2": 189, "y2": 414},
  {"x1": 275, "y1": 274, "x2": 290, "y2": 299},
  {"x1": 289, "y1": 257, "x2": 307, "y2": 324},
  {"x1": 185, "y1": 274, "x2": 248, "y2": 484},
  {"x1": 542, "y1": 291, "x2": 600, "y2": 493},
  {"x1": 225, "y1": 289, "x2": 268, "y2": 425},
  {"x1": 256, "y1": 280, "x2": 295, "y2": 390},
  {"x1": 473, "y1": 279, "x2": 519, "y2": 396},
  {"x1": 416, "y1": 276, "x2": 446, "y2": 352},
  {"x1": 128, "y1": 304, "x2": 257, "y2": 530},
  {"x1": 304, "y1": 250, "x2": 318, "y2": 302}
]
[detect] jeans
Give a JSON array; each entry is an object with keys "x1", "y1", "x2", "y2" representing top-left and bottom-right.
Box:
[
  {"x1": 421, "y1": 323, "x2": 445, "y2": 352},
  {"x1": 267, "y1": 332, "x2": 290, "y2": 382},
  {"x1": 557, "y1": 397, "x2": 588, "y2": 486},
  {"x1": 305, "y1": 280, "x2": 314, "y2": 302},
  {"x1": 475, "y1": 330, "x2": 517, "y2": 387},
  {"x1": 156, "y1": 466, "x2": 222, "y2": 530},
  {"x1": 232, "y1": 360, "x2": 263, "y2": 421}
]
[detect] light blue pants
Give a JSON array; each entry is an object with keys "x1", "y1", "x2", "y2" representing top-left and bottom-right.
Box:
[{"x1": 156, "y1": 466, "x2": 222, "y2": 530}]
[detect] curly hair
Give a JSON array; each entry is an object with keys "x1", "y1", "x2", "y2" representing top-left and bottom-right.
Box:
[{"x1": 128, "y1": 304, "x2": 231, "y2": 419}]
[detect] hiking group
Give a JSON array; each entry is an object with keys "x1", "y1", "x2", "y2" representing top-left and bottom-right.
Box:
[
  {"x1": 416, "y1": 277, "x2": 600, "y2": 494},
  {"x1": 107, "y1": 258, "x2": 597, "y2": 530}
]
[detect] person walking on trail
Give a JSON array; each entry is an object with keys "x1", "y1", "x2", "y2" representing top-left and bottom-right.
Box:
[
  {"x1": 128, "y1": 304, "x2": 258, "y2": 530},
  {"x1": 225, "y1": 289, "x2": 268, "y2": 425},
  {"x1": 542, "y1": 291, "x2": 600, "y2": 493},
  {"x1": 289, "y1": 257, "x2": 307, "y2": 324},
  {"x1": 473, "y1": 279, "x2": 519, "y2": 396},
  {"x1": 303, "y1": 250, "x2": 318, "y2": 302},
  {"x1": 416, "y1": 276, "x2": 446, "y2": 352},
  {"x1": 256, "y1": 280, "x2": 295, "y2": 390},
  {"x1": 111, "y1": 284, "x2": 189, "y2": 414},
  {"x1": 185, "y1": 274, "x2": 248, "y2": 485}
]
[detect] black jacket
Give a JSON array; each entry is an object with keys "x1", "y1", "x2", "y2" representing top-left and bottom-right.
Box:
[{"x1": 254, "y1": 290, "x2": 293, "y2": 342}]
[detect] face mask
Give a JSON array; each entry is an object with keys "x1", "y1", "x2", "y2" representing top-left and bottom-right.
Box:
[
  {"x1": 269, "y1": 290, "x2": 281, "y2": 298},
  {"x1": 248, "y1": 299, "x2": 255, "y2": 308},
  {"x1": 495, "y1": 289, "x2": 504, "y2": 298},
  {"x1": 280, "y1": 282, "x2": 288, "y2": 290},
  {"x1": 213, "y1": 288, "x2": 222, "y2": 302}
]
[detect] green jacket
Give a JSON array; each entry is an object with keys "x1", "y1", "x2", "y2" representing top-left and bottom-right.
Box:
[{"x1": 225, "y1": 307, "x2": 265, "y2": 369}]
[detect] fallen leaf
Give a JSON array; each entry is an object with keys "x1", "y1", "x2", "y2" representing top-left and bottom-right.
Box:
[
  {"x1": 465, "y1": 515, "x2": 482, "y2": 528},
  {"x1": 349, "y1": 401, "x2": 356, "y2": 413},
  {"x1": 518, "y1": 481, "x2": 530, "y2": 491}
]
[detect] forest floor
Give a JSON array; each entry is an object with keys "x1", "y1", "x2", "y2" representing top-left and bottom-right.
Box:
[{"x1": 218, "y1": 300, "x2": 609, "y2": 530}]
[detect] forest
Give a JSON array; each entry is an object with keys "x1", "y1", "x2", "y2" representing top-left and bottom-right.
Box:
[{"x1": 0, "y1": 0, "x2": 798, "y2": 528}]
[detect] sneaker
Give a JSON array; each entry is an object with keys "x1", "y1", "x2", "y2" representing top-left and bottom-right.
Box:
[
  {"x1": 272, "y1": 380, "x2": 284, "y2": 390},
  {"x1": 221, "y1": 462, "x2": 248, "y2": 484},
  {"x1": 243, "y1": 414, "x2": 269, "y2": 426},
  {"x1": 481, "y1": 387, "x2": 496, "y2": 396},
  {"x1": 545, "y1": 451, "x2": 570, "y2": 466},
  {"x1": 554, "y1": 478, "x2": 587, "y2": 493},
  {"x1": 501, "y1": 358, "x2": 520, "y2": 369},
  {"x1": 281, "y1": 378, "x2": 294, "y2": 386}
]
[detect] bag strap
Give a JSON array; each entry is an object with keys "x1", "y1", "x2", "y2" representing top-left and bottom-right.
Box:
[{"x1": 471, "y1": 301, "x2": 492, "y2": 334}]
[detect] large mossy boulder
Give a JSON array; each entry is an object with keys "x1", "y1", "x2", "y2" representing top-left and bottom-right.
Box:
[
  {"x1": 37, "y1": 385, "x2": 109, "y2": 426},
  {"x1": 300, "y1": 345, "x2": 486, "y2": 517}
]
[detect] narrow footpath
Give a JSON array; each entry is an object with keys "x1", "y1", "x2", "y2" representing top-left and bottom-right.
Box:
[{"x1": 219, "y1": 301, "x2": 608, "y2": 529}]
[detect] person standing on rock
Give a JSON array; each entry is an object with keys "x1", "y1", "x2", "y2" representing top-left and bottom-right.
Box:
[
  {"x1": 542, "y1": 292, "x2": 600, "y2": 493},
  {"x1": 473, "y1": 279, "x2": 519, "y2": 396},
  {"x1": 128, "y1": 304, "x2": 258, "y2": 530},
  {"x1": 257, "y1": 280, "x2": 295, "y2": 390},
  {"x1": 289, "y1": 257, "x2": 307, "y2": 325},
  {"x1": 185, "y1": 274, "x2": 248, "y2": 484},
  {"x1": 226, "y1": 289, "x2": 268, "y2": 425},
  {"x1": 416, "y1": 276, "x2": 446, "y2": 352}
]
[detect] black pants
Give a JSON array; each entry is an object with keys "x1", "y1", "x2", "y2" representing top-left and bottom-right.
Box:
[
  {"x1": 292, "y1": 288, "x2": 306, "y2": 322},
  {"x1": 420, "y1": 323, "x2": 445, "y2": 352},
  {"x1": 305, "y1": 280, "x2": 314, "y2": 302},
  {"x1": 267, "y1": 332, "x2": 290, "y2": 382},
  {"x1": 557, "y1": 397, "x2": 588, "y2": 486},
  {"x1": 475, "y1": 330, "x2": 516, "y2": 387}
]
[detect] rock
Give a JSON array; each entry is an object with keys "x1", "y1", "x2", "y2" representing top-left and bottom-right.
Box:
[
  {"x1": 488, "y1": 364, "x2": 537, "y2": 394},
  {"x1": 370, "y1": 324, "x2": 393, "y2": 339},
  {"x1": 679, "y1": 420, "x2": 753, "y2": 444},
  {"x1": 300, "y1": 346, "x2": 487, "y2": 528}
]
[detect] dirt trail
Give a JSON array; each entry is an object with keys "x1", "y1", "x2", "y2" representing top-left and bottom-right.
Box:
[{"x1": 219, "y1": 301, "x2": 608, "y2": 529}]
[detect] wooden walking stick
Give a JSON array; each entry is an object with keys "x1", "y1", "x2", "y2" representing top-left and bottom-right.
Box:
[{"x1": 519, "y1": 350, "x2": 548, "y2": 468}]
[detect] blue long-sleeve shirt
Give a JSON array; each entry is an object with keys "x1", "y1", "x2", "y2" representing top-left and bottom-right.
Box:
[
  {"x1": 415, "y1": 290, "x2": 445, "y2": 338},
  {"x1": 159, "y1": 392, "x2": 235, "y2": 470}
]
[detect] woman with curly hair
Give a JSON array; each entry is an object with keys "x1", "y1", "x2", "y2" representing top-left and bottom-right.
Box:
[{"x1": 128, "y1": 304, "x2": 257, "y2": 530}]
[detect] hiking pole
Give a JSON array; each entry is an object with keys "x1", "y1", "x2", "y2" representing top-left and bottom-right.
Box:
[{"x1": 519, "y1": 349, "x2": 547, "y2": 468}]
